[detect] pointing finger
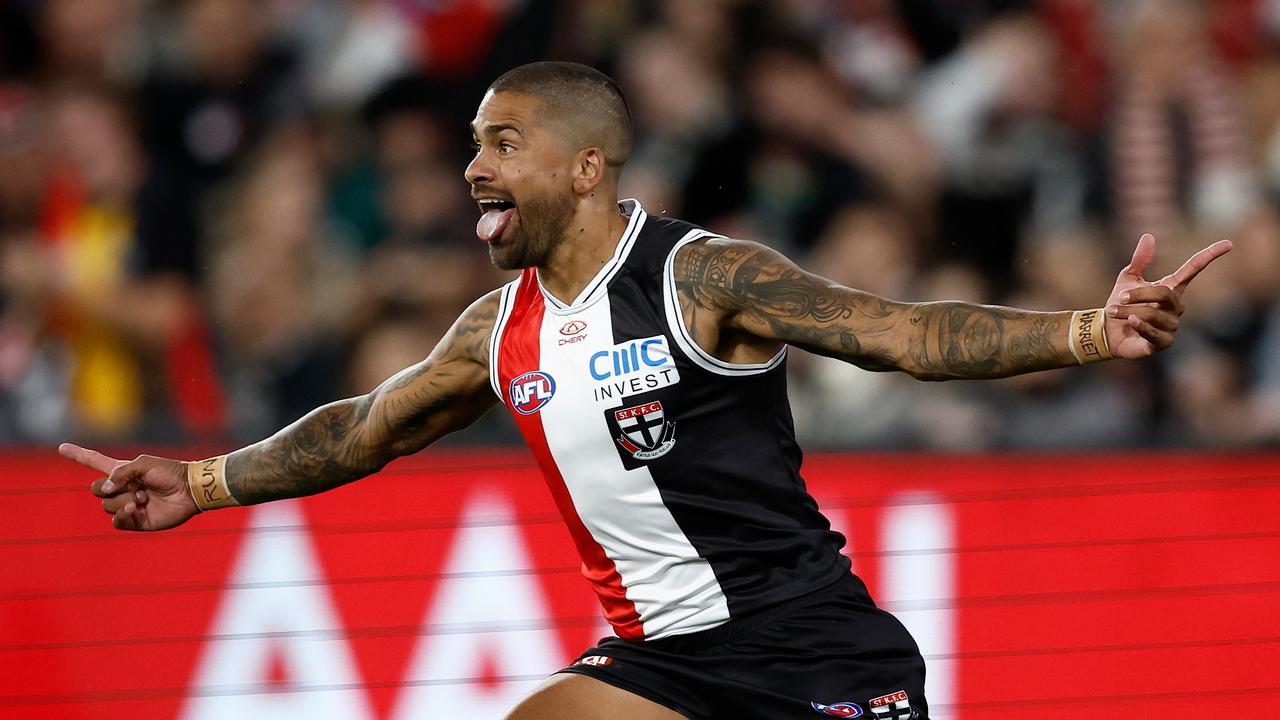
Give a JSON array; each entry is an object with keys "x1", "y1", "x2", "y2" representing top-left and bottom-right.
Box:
[
  {"x1": 1122, "y1": 233, "x2": 1157, "y2": 279},
  {"x1": 1160, "y1": 239, "x2": 1233, "y2": 291},
  {"x1": 59, "y1": 443, "x2": 120, "y2": 475}
]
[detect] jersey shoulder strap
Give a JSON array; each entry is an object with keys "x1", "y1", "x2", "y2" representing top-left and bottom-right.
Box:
[{"x1": 619, "y1": 209, "x2": 719, "y2": 278}]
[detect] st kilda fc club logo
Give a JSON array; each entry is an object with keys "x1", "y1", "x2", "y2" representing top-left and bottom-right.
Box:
[
  {"x1": 868, "y1": 690, "x2": 916, "y2": 719},
  {"x1": 613, "y1": 401, "x2": 676, "y2": 460}
]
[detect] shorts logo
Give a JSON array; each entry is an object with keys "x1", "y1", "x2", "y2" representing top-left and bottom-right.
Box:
[
  {"x1": 573, "y1": 655, "x2": 613, "y2": 667},
  {"x1": 811, "y1": 700, "x2": 864, "y2": 717},
  {"x1": 509, "y1": 371, "x2": 556, "y2": 415},
  {"x1": 868, "y1": 690, "x2": 914, "y2": 719},
  {"x1": 614, "y1": 401, "x2": 676, "y2": 460}
]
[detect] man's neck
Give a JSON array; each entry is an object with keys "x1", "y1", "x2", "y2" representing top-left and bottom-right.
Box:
[{"x1": 536, "y1": 197, "x2": 630, "y2": 305}]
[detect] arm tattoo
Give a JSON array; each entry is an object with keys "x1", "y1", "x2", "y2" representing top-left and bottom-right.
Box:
[
  {"x1": 903, "y1": 303, "x2": 1067, "y2": 380},
  {"x1": 674, "y1": 238, "x2": 1075, "y2": 381},
  {"x1": 225, "y1": 292, "x2": 499, "y2": 505}
]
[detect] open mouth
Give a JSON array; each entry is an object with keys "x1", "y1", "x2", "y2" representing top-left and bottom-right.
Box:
[
  {"x1": 476, "y1": 198, "x2": 516, "y2": 214},
  {"x1": 475, "y1": 198, "x2": 517, "y2": 243}
]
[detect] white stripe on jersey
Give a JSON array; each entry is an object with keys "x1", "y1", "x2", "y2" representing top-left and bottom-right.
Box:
[
  {"x1": 534, "y1": 294, "x2": 731, "y2": 639},
  {"x1": 663, "y1": 231, "x2": 787, "y2": 376},
  {"x1": 488, "y1": 280, "x2": 520, "y2": 399}
]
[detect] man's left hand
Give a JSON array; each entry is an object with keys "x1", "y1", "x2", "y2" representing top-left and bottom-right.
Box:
[{"x1": 1104, "y1": 233, "x2": 1233, "y2": 359}]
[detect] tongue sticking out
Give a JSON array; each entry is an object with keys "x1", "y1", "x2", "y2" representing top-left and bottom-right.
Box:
[{"x1": 477, "y1": 208, "x2": 516, "y2": 243}]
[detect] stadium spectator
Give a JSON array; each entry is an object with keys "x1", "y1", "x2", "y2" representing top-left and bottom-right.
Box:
[{"x1": 3, "y1": 0, "x2": 1275, "y2": 450}]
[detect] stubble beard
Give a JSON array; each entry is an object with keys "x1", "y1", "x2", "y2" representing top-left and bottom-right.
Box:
[{"x1": 488, "y1": 191, "x2": 576, "y2": 271}]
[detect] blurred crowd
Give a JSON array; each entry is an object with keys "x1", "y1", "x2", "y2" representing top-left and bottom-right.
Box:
[{"x1": 1, "y1": 0, "x2": 1278, "y2": 449}]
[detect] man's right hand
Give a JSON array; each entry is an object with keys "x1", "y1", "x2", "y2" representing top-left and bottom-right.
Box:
[{"x1": 59, "y1": 443, "x2": 199, "y2": 531}]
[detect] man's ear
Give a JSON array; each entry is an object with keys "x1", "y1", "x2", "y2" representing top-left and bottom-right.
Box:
[{"x1": 572, "y1": 147, "x2": 606, "y2": 195}]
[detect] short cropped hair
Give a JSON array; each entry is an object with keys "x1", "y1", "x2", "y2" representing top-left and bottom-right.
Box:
[{"x1": 488, "y1": 61, "x2": 632, "y2": 167}]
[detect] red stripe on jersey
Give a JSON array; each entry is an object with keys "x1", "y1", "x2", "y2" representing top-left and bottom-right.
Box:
[{"x1": 498, "y1": 269, "x2": 645, "y2": 639}]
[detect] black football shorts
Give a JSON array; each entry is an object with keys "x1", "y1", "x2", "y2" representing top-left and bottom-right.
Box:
[{"x1": 558, "y1": 573, "x2": 928, "y2": 719}]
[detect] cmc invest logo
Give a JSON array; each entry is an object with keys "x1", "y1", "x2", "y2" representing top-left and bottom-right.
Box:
[{"x1": 509, "y1": 371, "x2": 556, "y2": 414}]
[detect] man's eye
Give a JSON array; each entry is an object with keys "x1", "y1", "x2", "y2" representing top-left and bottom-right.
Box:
[
  {"x1": 470, "y1": 141, "x2": 482, "y2": 154},
  {"x1": 499, "y1": 142, "x2": 515, "y2": 154}
]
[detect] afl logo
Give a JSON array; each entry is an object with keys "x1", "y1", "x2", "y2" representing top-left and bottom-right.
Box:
[
  {"x1": 811, "y1": 701, "x2": 863, "y2": 718},
  {"x1": 560, "y1": 320, "x2": 587, "y2": 335},
  {"x1": 509, "y1": 371, "x2": 556, "y2": 415}
]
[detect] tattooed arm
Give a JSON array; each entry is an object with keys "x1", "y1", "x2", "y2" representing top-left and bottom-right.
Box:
[
  {"x1": 674, "y1": 233, "x2": 1233, "y2": 379},
  {"x1": 63, "y1": 291, "x2": 502, "y2": 531},
  {"x1": 673, "y1": 238, "x2": 1078, "y2": 381},
  {"x1": 224, "y1": 290, "x2": 500, "y2": 504}
]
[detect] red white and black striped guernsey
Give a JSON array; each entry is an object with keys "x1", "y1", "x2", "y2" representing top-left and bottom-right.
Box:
[{"x1": 490, "y1": 199, "x2": 852, "y2": 641}]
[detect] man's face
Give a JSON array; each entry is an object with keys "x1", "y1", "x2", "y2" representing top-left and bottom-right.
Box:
[{"x1": 465, "y1": 90, "x2": 577, "y2": 270}]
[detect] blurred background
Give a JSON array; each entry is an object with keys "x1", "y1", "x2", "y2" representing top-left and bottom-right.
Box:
[
  {"x1": 2, "y1": 0, "x2": 1280, "y2": 451},
  {"x1": 3, "y1": 4, "x2": 1280, "y2": 718}
]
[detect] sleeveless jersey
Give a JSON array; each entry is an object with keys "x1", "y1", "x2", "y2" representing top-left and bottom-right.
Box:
[{"x1": 490, "y1": 199, "x2": 851, "y2": 641}]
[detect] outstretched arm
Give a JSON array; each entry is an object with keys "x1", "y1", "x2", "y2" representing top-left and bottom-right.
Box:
[
  {"x1": 225, "y1": 291, "x2": 499, "y2": 503},
  {"x1": 674, "y1": 233, "x2": 1231, "y2": 381},
  {"x1": 61, "y1": 290, "x2": 501, "y2": 530}
]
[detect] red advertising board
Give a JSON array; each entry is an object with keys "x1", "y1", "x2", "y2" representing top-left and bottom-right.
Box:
[{"x1": 2, "y1": 450, "x2": 1278, "y2": 718}]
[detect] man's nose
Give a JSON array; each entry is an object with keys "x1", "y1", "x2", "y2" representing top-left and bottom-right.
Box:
[{"x1": 464, "y1": 152, "x2": 492, "y2": 185}]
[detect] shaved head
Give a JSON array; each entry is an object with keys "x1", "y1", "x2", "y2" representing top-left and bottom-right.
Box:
[{"x1": 487, "y1": 61, "x2": 632, "y2": 169}]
